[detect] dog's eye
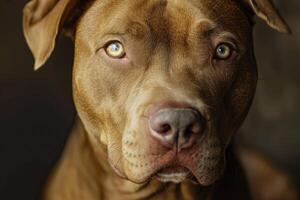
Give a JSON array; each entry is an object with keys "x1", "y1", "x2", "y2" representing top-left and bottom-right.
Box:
[
  {"x1": 105, "y1": 41, "x2": 125, "y2": 58},
  {"x1": 214, "y1": 43, "x2": 232, "y2": 60}
]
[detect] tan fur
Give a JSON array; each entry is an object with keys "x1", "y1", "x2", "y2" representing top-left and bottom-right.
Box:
[{"x1": 23, "y1": 0, "x2": 293, "y2": 199}]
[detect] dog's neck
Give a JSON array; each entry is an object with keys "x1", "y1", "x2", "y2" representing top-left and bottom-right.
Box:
[{"x1": 43, "y1": 117, "x2": 215, "y2": 200}]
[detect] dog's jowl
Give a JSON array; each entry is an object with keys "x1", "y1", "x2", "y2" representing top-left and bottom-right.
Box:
[{"x1": 23, "y1": 0, "x2": 291, "y2": 199}]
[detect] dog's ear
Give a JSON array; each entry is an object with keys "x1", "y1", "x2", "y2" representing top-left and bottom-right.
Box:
[
  {"x1": 23, "y1": 0, "x2": 77, "y2": 70},
  {"x1": 242, "y1": 0, "x2": 291, "y2": 33}
]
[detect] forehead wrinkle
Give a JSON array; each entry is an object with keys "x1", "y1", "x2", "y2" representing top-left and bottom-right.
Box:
[
  {"x1": 125, "y1": 21, "x2": 148, "y2": 40},
  {"x1": 136, "y1": 0, "x2": 170, "y2": 62},
  {"x1": 165, "y1": 0, "x2": 211, "y2": 42},
  {"x1": 113, "y1": 0, "x2": 168, "y2": 40},
  {"x1": 196, "y1": 20, "x2": 217, "y2": 38},
  {"x1": 141, "y1": 0, "x2": 213, "y2": 69}
]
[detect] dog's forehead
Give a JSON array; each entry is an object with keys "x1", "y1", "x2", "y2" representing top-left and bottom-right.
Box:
[{"x1": 78, "y1": 0, "x2": 251, "y2": 45}]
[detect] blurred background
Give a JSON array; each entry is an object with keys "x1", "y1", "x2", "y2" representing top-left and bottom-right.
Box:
[{"x1": 0, "y1": 0, "x2": 299, "y2": 199}]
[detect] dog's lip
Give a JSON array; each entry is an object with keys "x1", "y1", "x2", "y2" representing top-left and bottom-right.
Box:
[
  {"x1": 154, "y1": 166, "x2": 198, "y2": 184},
  {"x1": 157, "y1": 165, "x2": 189, "y2": 174}
]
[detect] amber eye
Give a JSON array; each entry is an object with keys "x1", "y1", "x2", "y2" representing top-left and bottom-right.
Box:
[
  {"x1": 214, "y1": 43, "x2": 232, "y2": 60},
  {"x1": 105, "y1": 41, "x2": 125, "y2": 58}
]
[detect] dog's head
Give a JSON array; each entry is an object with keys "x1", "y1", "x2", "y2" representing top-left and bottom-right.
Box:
[{"x1": 23, "y1": 0, "x2": 290, "y2": 185}]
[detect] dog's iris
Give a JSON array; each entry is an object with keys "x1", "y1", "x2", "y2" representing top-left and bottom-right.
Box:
[
  {"x1": 215, "y1": 43, "x2": 232, "y2": 60},
  {"x1": 105, "y1": 41, "x2": 125, "y2": 58}
]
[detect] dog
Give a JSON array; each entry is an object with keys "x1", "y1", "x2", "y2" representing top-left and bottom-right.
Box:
[{"x1": 23, "y1": 0, "x2": 294, "y2": 199}]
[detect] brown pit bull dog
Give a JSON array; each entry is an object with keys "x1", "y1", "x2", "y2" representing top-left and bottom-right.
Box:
[{"x1": 23, "y1": 0, "x2": 293, "y2": 199}]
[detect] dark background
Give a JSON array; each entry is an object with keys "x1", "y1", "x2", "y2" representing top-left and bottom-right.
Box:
[{"x1": 0, "y1": 1, "x2": 299, "y2": 199}]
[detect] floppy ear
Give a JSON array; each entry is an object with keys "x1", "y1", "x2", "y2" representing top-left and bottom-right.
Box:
[
  {"x1": 242, "y1": 0, "x2": 291, "y2": 33},
  {"x1": 23, "y1": 0, "x2": 76, "y2": 70}
]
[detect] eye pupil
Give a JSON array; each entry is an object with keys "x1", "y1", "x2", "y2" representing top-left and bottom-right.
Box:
[
  {"x1": 217, "y1": 46, "x2": 226, "y2": 54},
  {"x1": 109, "y1": 43, "x2": 120, "y2": 52}
]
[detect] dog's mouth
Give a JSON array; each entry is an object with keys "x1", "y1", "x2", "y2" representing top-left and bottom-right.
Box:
[{"x1": 154, "y1": 166, "x2": 198, "y2": 184}]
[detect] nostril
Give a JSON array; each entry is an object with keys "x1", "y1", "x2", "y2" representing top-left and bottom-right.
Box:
[
  {"x1": 190, "y1": 120, "x2": 204, "y2": 134},
  {"x1": 182, "y1": 121, "x2": 205, "y2": 139},
  {"x1": 158, "y1": 123, "x2": 172, "y2": 134},
  {"x1": 150, "y1": 116, "x2": 172, "y2": 134},
  {"x1": 182, "y1": 120, "x2": 203, "y2": 136}
]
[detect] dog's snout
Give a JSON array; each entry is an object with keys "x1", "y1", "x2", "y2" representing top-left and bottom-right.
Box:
[{"x1": 149, "y1": 108, "x2": 205, "y2": 150}]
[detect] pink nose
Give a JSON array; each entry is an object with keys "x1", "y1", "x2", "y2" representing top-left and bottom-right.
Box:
[{"x1": 149, "y1": 108, "x2": 205, "y2": 150}]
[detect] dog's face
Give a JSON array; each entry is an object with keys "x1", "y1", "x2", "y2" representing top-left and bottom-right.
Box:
[
  {"x1": 23, "y1": 0, "x2": 290, "y2": 186},
  {"x1": 73, "y1": 0, "x2": 257, "y2": 185}
]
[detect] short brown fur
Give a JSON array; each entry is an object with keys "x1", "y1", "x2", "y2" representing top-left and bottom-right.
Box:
[{"x1": 23, "y1": 0, "x2": 296, "y2": 200}]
